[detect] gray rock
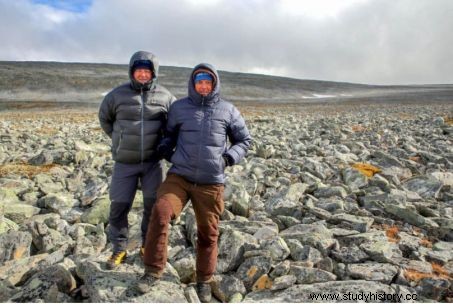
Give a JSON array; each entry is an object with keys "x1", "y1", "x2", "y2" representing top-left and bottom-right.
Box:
[
  {"x1": 270, "y1": 275, "x2": 297, "y2": 291},
  {"x1": 329, "y1": 213, "x2": 374, "y2": 233},
  {"x1": 217, "y1": 229, "x2": 254, "y2": 273},
  {"x1": 261, "y1": 237, "x2": 290, "y2": 261},
  {"x1": 253, "y1": 226, "x2": 279, "y2": 240},
  {"x1": 0, "y1": 216, "x2": 19, "y2": 234},
  {"x1": 71, "y1": 223, "x2": 106, "y2": 256},
  {"x1": 360, "y1": 240, "x2": 403, "y2": 264},
  {"x1": 289, "y1": 265, "x2": 337, "y2": 284},
  {"x1": 28, "y1": 150, "x2": 54, "y2": 165},
  {"x1": 211, "y1": 274, "x2": 246, "y2": 302},
  {"x1": 269, "y1": 260, "x2": 291, "y2": 279},
  {"x1": 184, "y1": 285, "x2": 200, "y2": 303},
  {"x1": 3, "y1": 203, "x2": 40, "y2": 224},
  {"x1": 342, "y1": 167, "x2": 368, "y2": 190},
  {"x1": 339, "y1": 231, "x2": 388, "y2": 247},
  {"x1": 243, "y1": 280, "x2": 396, "y2": 302},
  {"x1": 173, "y1": 249, "x2": 196, "y2": 284},
  {"x1": 8, "y1": 264, "x2": 76, "y2": 302},
  {"x1": 0, "y1": 253, "x2": 49, "y2": 285},
  {"x1": 230, "y1": 183, "x2": 251, "y2": 217},
  {"x1": 220, "y1": 220, "x2": 278, "y2": 236},
  {"x1": 416, "y1": 278, "x2": 451, "y2": 301},
  {"x1": 280, "y1": 223, "x2": 336, "y2": 254},
  {"x1": 331, "y1": 245, "x2": 369, "y2": 263},
  {"x1": 0, "y1": 230, "x2": 32, "y2": 263},
  {"x1": 0, "y1": 280, "x2": 16, "y2": 302},
  {"x1": 76, "y1": 258, "x2": 186, "y2": 302},
  {"x1": 264, "y1": 184, "x2": 307, "y2": 217},
  {"x1": 314, "y1": 186, "x2": 348, "y2": 199},
  {"x1": 402, "y1": 176, "x2": 443, "y2": 199},
  {"x1": 80, "y1": 196, "x2": 110, "y2": 225},
  {"x1": 0, "y1": 188, "x2": 20, "y2": 204},
  {"x1": 372, "y1": 150, "x2": 404, "y2": 168},
  {"x1": 79, "y1": 178, "x2": 108, "y2": 207},
  {"x1": 346, "y1": 263, "x2": 398, "y2": 284},
  {"x1": 385, "y1": 204, "x2": 438, "y2": 228},
  {"x1": 38, "y1": 193, "x2": 79, "y2": 212},
  {"x1": 236, "y1": 255, "x2": 272, "y2": 291}
]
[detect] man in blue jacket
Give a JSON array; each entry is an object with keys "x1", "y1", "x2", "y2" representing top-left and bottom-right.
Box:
[{"x1": 136, "y1": 63, "x2": 252, "y2": 302}]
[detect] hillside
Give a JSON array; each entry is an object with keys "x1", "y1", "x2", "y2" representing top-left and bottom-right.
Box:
[{"x1": 1, "y1": 61, "x2": 453, "y2": 105}]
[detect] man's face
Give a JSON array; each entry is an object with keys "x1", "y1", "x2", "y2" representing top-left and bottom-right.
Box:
[
  {"x1": 195, "y1": 80, "x2": 213, "y2": 96},
  {"x1": 133, "y1": 68, "x2": 152, "y2": 84}
]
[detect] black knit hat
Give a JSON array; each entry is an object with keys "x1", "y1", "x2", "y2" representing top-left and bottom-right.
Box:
[{"x1": 132, "y1": 59, "x2": 153, "y2": 72}]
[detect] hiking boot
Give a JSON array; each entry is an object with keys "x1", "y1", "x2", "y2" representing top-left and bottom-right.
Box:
[
  {"x1": 106, "y1": 251, "x2": 127, "y2": 270},
  {"x1": 196, "y1": 282, "x2": 212, "y2": 303},
  {"x1": 136, "y1": 273, "x2": 159, "y2": 294}
]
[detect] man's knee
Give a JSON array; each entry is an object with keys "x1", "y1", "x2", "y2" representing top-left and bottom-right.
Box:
[{"x1": 152, "y1": 197, "x2": 174, "y2": 225}]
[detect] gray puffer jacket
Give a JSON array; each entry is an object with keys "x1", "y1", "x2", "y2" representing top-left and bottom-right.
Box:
[
  {"x1": 159, "y1": 63, "x2": 252, "y2": 184},
  {"x1": 99, "y1": 51, "x2": 176, "y2": 163}
]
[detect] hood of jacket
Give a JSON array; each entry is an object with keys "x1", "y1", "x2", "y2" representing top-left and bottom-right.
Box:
[
  {"x1": 188, "y1": 63, "x2": 220, "y2": 105},
  {"x1": 129, "y1": 51, "x2": 159, "y2": 91}
]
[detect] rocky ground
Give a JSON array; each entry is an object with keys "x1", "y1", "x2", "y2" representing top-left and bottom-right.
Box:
[{"x1": 0, "y1": 101, "x2": 452, "y2": 302}]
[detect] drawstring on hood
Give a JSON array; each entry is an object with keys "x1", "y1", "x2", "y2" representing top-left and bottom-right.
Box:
[
  {"x1": 188, "y1": 63, "x2": 220, "y2": 106},
  {"x1": 129, "y1": 51, "x2": 159, "y2": 91}
]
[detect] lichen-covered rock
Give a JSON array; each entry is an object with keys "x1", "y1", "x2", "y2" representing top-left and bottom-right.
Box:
[
  {"x1": 0, "y1": 230, "x2": 32, "y2": 263},
  {"x1": 346, "y1": 263, "x2": 398, "y2": 284},
  {"x1": 211, "y1": 274, "x2": 246, "y2": 302},
  {"x1": 402, "y1": 176, "x2": 443, "y2": 199},
  {"x1": 289, "y1": 265, "x2": 337, "y2": 284},
  {"x1": 244, "y1": 280, "x2": 396, "y2": 302},
  {"x1": 80, "y1": 196, "x2": 110, "y2": 225},
  {"x1": 236, "y1": 255, "x2": 272, "y2": 291},
  {"x1": 7, "y1": 264, "x2": 77, "y2": 302}
]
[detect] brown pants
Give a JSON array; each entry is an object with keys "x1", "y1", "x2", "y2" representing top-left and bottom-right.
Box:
[{"x1": 143, "y1": 173, "x2": 224, "y2": 282}]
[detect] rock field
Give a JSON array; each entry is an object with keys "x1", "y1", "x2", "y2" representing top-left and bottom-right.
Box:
[{"x1": 0, "y1": 101, "x2": 452, "y2": 302}]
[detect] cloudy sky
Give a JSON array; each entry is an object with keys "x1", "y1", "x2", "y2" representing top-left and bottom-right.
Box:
[{"x1": 1, "y1": 0, "x2": 452, "y2": 85}]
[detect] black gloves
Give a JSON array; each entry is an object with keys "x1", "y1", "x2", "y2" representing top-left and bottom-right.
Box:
[{"x1": 222, "y1": 154, "x2": 234, "y2": 167}]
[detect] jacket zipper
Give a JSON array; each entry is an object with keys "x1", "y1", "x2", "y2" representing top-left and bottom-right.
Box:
[
  {"x1": 195, "y1": 97, "x2": 205, "y2": 181},
  {"x1": 140, "y1": 88, "x2": 144, "y2": 163}
]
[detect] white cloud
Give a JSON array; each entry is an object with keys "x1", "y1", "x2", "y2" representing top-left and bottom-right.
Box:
[{"x1": 0, "y1": 0, "x2": 452, "y2": 84}]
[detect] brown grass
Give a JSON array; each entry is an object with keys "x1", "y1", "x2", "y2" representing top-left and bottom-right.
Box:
[
  {"x1": 420, "y1": 238, "x2": 433, "y2": 248},
  {"x1": 444, "y1": 116, "x2": 453, "y2": 126},
  {"x1": 352, "y1": 163, "x2": 381, "y2": 177},
  {"x1": 385, "y1": 225, "x2": 400, "y2": 243},
  {"x1": 351, "y1": 124, "x2": 366, "y2": 132},
  {"x1": 36, "y1": 126, "x2": 58, "y2": 135},
  {"x1": 0, "y1": 163, "x2": 59, "y2": 178}
]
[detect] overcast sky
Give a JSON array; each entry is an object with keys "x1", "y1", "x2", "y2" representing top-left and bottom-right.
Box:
[{"x1": 1, "y1": 0, "x2": 452, "y2": 85}]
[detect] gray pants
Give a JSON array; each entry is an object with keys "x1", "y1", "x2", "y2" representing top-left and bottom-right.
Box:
[{"x1": 109, "y1": 161, "x2": 163, "y2": 253}]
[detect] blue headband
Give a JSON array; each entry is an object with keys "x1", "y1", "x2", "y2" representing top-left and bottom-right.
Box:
[{"x1": 194, "y1": 72, "x2": 213, "y2": 83}]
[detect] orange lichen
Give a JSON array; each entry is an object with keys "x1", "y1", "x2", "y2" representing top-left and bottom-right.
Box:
[
  {"x1": 252, "y1": 274, "x2": 273, "y2": 291},
  {"x1": 420, "y1": 238, "x2": 433, "y2": 248},
  {"x1": 404, "y1": 269, "x2": 432, "y2": 282},
  {"x1": 385, "y1": 226, "x2": 400, "y2": 243},
  {"x1": 404, "y1": 263, "x2": 452, "y2": 282},
  {"x1": 247, "y1": 266, "x2": 258, "y2": 278},
  {"x1": 431, "y1": 263, "x2": 451, "y2": 279},
  {"x1": 352, "y1": 163, "x2": 381, "y2": 177}
]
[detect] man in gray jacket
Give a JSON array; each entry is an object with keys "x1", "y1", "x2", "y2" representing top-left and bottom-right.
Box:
[
  {"x1": 137, "y1": 63, "x2": 252, "y2": 301},
  {"x1": 99, "y1": 51, "x2": 176, "y2": 269}
]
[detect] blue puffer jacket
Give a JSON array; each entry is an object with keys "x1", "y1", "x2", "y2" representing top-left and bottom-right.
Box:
[{"x1": 159, "y1": 63, "x2": 252, "y2": 184}]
